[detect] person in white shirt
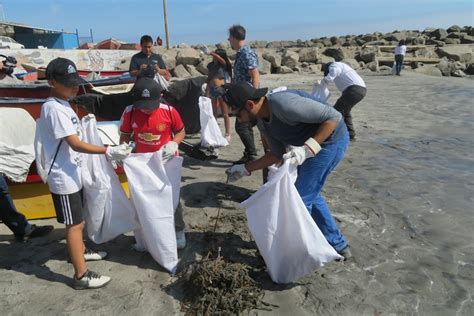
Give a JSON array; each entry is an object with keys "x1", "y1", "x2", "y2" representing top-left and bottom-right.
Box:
[
  {"x1": 317, "y1": 62, "x2": 367, "y2": 141},
  {"x1": 394, "y1": 39, "x2": 407, "y2": 76},
  {"x1": 36, "y1": 58, "x2": 132, "y2": 290}
]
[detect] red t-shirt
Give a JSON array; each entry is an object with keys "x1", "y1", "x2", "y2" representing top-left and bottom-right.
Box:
[{"x1": 119, "y1": 103, "x2": 184, "y2": 153}]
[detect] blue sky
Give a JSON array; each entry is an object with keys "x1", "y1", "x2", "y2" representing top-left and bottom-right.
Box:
[{"x1": 2, "y1": 0, "x2": 473, "y2": 45}]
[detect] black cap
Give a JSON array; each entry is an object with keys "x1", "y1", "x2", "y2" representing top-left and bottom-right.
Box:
[
  {"x1": 222, "y1": 82, "x2": 268, "y2": 109},
  {"x1": 45, "y1": 58, "x2": 84, "y2": 87},
  {"x1": 131, "y1": 77, "x2": 162, "y2": 110}
]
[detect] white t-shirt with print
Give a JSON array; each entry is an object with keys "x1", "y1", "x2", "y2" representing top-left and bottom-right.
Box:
[{"x1": 38, "y1": 97, "x2": 83, "y2": 195}]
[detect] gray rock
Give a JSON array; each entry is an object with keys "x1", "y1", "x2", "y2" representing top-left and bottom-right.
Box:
[
  {"x1": 216, "y1": 42, "x2": 230, "y2": 49},
  {"x1": 431, "y1": 28, "x2": 448, "y2": 40},
  {"x1": 367, "y1": 61, "x2": 379, "y2": 72},
  {"x1": 196, "y1": 61, "x2": 209, "y2": 75},
  {"x1": 276, "y1": 66, "x2": 294, "y2": 74},
  {"x1": 342, "y1": 58, "x2": 360, "y2": 70},
  {"x1": 384, "y1": 32, "x2": 406, "y2": 42},
  {"x1": 464, "y1": 63, "x2": 474, "y2": 75},
  {"x1": 436, "y1": 58, "x2": 456, "y2": 76},
  {"x1": 444, "y1": 38, "x2": 461, "y2": 45},
  {"x1": 330, "y1": 36, "x2": 340, "y2": 46},
  {"x1": 436, "y1": 45, "x2": 473, "y2": 63},
  {"x1": 258, "y1": 56, "x2": 272, "y2": 75},
  {"x1": 363, "y1": 40, "x2": 388, "y2": 46},
  {"x1": 406, "y1": 36, "x2": 425, "y2": 45},
  {"x1": 176, "y1": 48, "x2": 201, "y2": 66},
  {"x1": 298, "y1": 47, "x2": 319, "y2": 63},
  {"x1": 379, "y1": 65, "x2": 392, "y2": 72},
  {"x1": 414, "y1": 48, "x2": 435, "y2": 58},
  {"x1": 185, "y1": 64, "x2": 204, "y2": 77},
  {"x1": 308, "y1": 64, "x2": 323, "y2": 73},
  {"x1": 361, "y1": 34, "x2": 379, "y2": 42},
  {"x1": 355, "y1": 38, "x2": 366, "y2": 46},
  {"x1": 318, "y1": 55, "x2": 335, "y2": 65},
  {"x1": 293, "y1": 66, "x2": 302, "y2": 72},
  {"x1": 447, "y1": 25, "x2": 462, "y2": 33},
  {"x1": 172, "y1": 64, "x2": 191, "y2": 78},
  {"x1": 281, "y1": 50, "x2": 300, "y2": 68},
  {"x1": 410, "y1": 61, "x2": 424, "y2": 69},
  {"x1": 452, "y1": 70, "x2": 467, "y2": 77},
  {"x1": 358, "y1": 47, "x2": 378, "y2": 63},
  {"x1": 323, "y1": 48, "x2": 345, "y2": 61},
  {"x1": 447, "y1": 32, "x2": 467, "y2": 39},
  {"x1": 359, "y1": 61, "x2": 366, "y2": 69},
  {"x1": 321, "y1": 38, "x2": 332, "y2": 47},
  {"x1": 414, "y1": 65, "x2": 443, "y2": 77},
  {"x1": 152, "y1": 47, "x2": 178, "y2": 69},
  {"x1": 249, "y1": 41, "x2": 267, "y2": 49},
  {"x1": 460, "y1": 34, "x2": 474, "y2": 44},
  {"x1": 262, "y1": 51, "x2": 282, "y2": 68},
  {"x1": 422, "y1": 27, "x2": 437, "y2": 34}
]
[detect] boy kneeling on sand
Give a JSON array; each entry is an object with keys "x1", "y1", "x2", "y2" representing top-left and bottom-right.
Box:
[
  {"x1": 119, "y1": 77, "x2": 187, "y2": 249},
  {"x1": 35, "y1": 58, "x2": 132, "y2": 289}
]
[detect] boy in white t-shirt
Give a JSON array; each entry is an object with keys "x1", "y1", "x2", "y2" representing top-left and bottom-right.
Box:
[{"x1": 36, "y1": 58, "x2": 132, "y2": 289}]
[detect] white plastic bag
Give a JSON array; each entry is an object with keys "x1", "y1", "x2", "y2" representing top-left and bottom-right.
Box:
[
  {"x1": 199, "y1": 96, "x2": 229, "y2": 148},
  {"x1": 81, "y1": 115, "x2": 139, "y2": 244},
  {"x1": 123, "y1": 151, "x2": 183, "y2": 274},
  {"x1": 311, "y1": 80, "x2": 331, "y2": 104},
  {"x1": 391, "y1": 61, "x2": 397, "y2": 75},
  {"x1": 154, "y1": 73, "x2": 170, "y2": 91},
  {"x1": 241, "y1": 161, "x2": 341, "y2": 284}
]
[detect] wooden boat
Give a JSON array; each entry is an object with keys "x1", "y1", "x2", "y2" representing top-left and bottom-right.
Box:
[
  {"x1": 22, "y1": 63, "x2": 129, "y2": 79},
  {"x1": 0, "y1": 74, "x2": 135, "y2": 99}
]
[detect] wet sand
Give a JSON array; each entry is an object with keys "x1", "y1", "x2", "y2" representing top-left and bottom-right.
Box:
[{"x1": 1, "y1": 71, "x2": 473, "y2": 315}]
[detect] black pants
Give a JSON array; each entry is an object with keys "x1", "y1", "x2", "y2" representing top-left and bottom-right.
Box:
[
  {"x1": 235, "y1": 119, "x2": 258, "y2": 157},
  {"x1": 395, "y1": 54, "x2": 404, "y2": 75},
  {"x1": 334, "y1": 85, "x2": 367, "y2": 138},
  {"x1": 0, "y1": 175, "x2": 28, "y2": 236}
]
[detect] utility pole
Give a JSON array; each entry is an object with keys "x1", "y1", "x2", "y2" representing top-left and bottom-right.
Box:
[{"x1": 163, "y1": 0, "x2": 170, "y2": 49}]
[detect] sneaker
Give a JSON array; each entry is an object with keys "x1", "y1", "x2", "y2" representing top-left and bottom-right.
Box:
[
  {"x1": 232, "y1": 154, "x2": 257, "y2": 165},
  {"x1": 84, "y1": 248, "x2": 107, "y2": 261},
  {"x1": 131, "y1": 243, "x2": 147, "y2": 252},
  {"x1": 176, "y1": 230, "x2": 186, "y2": 250},
  {"x1": 349, "y1": 135, "x2": 356, "y2": 141},
  {"x1": 73, "y1": 270, "x2": 111, "y2": 290},
  {"x1": 337, "y1": 246, "x2": 353, "y2": 261},
  {"x1": 15, "y1": 224, "x2": 54, "y2": 242}
]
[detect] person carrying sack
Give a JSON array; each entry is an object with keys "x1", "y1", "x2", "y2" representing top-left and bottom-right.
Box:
[{"x1": 223, "y1": 83, "x2": 352, "y2": 259}]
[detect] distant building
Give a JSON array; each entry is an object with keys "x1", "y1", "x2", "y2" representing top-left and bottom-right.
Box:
[{"x1": 0, "y1": 22, "x2": 79, "y2": 49}]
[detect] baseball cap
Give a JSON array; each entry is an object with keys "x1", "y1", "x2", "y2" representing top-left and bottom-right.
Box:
[
  {"x1": 222, "y1": 82, "x2": 268, "y2": 110},
  {"x1": 45, "y1": 58, "x2": 84, "y2": 87},
  {"x1": 131, "y1": 77, "x2": 163, "y2": 110}
]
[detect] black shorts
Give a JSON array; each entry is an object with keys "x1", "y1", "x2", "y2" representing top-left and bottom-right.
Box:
[{"x1": 51, "y1": 189, "x2": 84, "y2": 225}]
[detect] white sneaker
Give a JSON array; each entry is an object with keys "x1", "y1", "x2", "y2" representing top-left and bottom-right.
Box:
[
  {"x1": 131, "y1": 243, "x2": 147, "y2": 252},
  {"x1": 84, "y1": 248, "x2": 108, "y2": 261},
  {"x1": 73, "y1": 270, "x2": 111, "y2": 290},
  {"x1": 176, "y1": 230, "x2": 186, "y2": 250}
]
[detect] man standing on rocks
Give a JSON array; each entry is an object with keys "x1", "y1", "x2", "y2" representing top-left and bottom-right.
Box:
[
  {"x1": 130, "y1": 35, "x2": 169, "y2": 80},
  {"x1": 316, "y1": 62, "x2": 366, "y2": 141},
  {"x1": 228, "y1": 25, "x2": 260, "y2": 164}
]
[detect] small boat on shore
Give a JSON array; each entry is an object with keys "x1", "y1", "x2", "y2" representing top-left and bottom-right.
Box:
[{"x1": 21, "y1": 63, "x2": 129, "y2": 79}]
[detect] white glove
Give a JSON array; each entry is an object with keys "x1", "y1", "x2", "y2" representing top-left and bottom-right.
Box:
[
  {"x1": 225, "y1": 164, "x2": 250, "y2": 183},
  {"x1": 105, "y1": 143, "x2": 133, "y2": 162},
  {"x1": 162, "y1": 141, "x2": 179, "y2": 161},
  {"x1": 282, "y1": 138, "x2": 321, "y2": 166}
]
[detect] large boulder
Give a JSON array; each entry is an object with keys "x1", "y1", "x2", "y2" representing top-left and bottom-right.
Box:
[
  {"x1": 152, "y1": 47, "x2": 178, "y2": 69},
  {"x1": 363, "y1": 40, "x2": 388, "y2": 46},
  {"x1": 275, "y1": 66, "x2": 294, "y2": 74},
  {"x1": 298, "y1": 47, "x2": 319, "y2": 63},
  {"x1": 414, "y1": 65, "x2": 443, "y2": 77},
  {"x1": 258, "y1": 56, "x2": 272, "y2": 75},
  {"x1": 444, "y1": 38, "x2": 461, "y2": 45},
  {"x1": 249, "y1": 41, "x2": 268, "y2": 49},
  {"x1": 384, "y1": 32, "x2": 406, "y2": 42},
  {"x1": 172, "y1": 64, "x2": 191, "y2": 78},
  {"x1": 447, "y1": 25, "x2": 462, "y2": 33},
  {"x1": 308, "y1": 64, "x2": 323, "y2": 74},
  {"x1": 431, "y1": 28, "x2": 449, "y2": 40},
  {"x1": 281, "y1": 50, "x2": 300, "y2": 68},
  {"x1": 262, "y1": 51, "x2": 282, "y2": 68},
  {"x1": 176, "y1": 48, "x2": 201, "y2": 66},
  {"x1": 436, "y1": 58, "x2": 456, "y2": 76},
  {"x1": 330, "y1": 36, "x2": 340, "y2": 46},
  {"x1": 342, "y1": 58, "x2": 360, "y2": 70},
  {"x1": 460, "y1": 34, "x2": 474, "y2": 44},
  {"x1": 464, "y1": 63, "x2": 474, "y2": 75},
  {"x1": 216, "y1": 42, "x2": 230, "y2": 49},
  {"x1": 196, "y1": 61, "x2": 209, "y2": 75},
  {"x1": 323, "y1": 48, "x2": 345, "y2": 61},
  {"x1": 414, "y1": 48, "x2": 435, "y2": 58},
  {"x1": 366, "y1": 61, "x2": 379, "y2": 72},
  {"x1": 446, "y1": 32, "x2": 466, "y2": 39},
  {"x1": 185, "y1": 65, "x2": 203, "y2": 77},
  {"x1": 317, "y1": 55, "x2": 335, "y2": 65},
  {"x1": 406, "y1": 36, "x2": 426, "y2": 45},
  {"x1": 452, "y1": 70, "x2": 467, "y2": 77},
  {"x1": 436, "y1": 45, "x2": 473, "y2": 63},
  {"x1": 358, "y1": 47, "x2": 378, "y2": 63}
]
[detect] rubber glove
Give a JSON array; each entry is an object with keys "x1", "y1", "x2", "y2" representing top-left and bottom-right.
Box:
[
  {"x1": 225, "y1": 164, "x2": 250, "y2": 182},
  {"x1": 162, "y1": 141, "x2": 179, "y2": 161},
  {"x1": 282, "y1": 138, "x2": 321, "y2": 166}
]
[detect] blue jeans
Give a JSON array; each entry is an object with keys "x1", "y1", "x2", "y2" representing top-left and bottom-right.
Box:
[
  {"x1": 0, "y1": 175, "x2": 29, "y2": 236},
  {"x1": 294, "y1": 134, "x2": 349, "y2": 252}
]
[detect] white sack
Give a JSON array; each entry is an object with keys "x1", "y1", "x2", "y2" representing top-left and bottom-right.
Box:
[
  {"x1": 81, "y1": 115, "x2": 139, "y2": 243},
  {"x1": 241, "y1": 161, "x2": 341, "y2": 284},
  {"x1": 391, "y1": 61, "x2": 397, "y2": 75},
  {"x1": 123, "y1": 151, "x2": 183, "y2": 274},
  {"x1": 154, "y1": 73, "x2": 170, "y2": 91},
  {"x1": 0, "y1": 108, "x2": 36, "y2": 182},
  {"x1": 199, "y1": 96, "x2": 228, "y2": 148},
  {"x1": 311, "y1": 81, "x2": 331, "y2": 104}
]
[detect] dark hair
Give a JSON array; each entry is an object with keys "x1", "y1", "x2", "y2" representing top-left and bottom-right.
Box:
[
  {"x1": 398, "y1": 39, "x2": 406, "y2": 46},
  {"x1": 323, "y1": 62, "x2": 333, "y2": 77},
  {"x1": 228, "y1": 25, "x2": 246, "y2": 41},
  {"x1": 214, "y1": 49, "x2": 233, "y2": 78},
  {"x1": 140, "y1": 35, "x2": 154, "y2": 45}
]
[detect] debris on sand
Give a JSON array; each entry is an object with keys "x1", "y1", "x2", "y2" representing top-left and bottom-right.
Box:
[{"x1": 166, "y1": 247, "x2": 277, "y2": 315}]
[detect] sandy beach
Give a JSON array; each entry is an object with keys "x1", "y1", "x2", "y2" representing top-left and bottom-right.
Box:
[{"x1": 1, "y1": 71, "x2": 473, "y2": 315}]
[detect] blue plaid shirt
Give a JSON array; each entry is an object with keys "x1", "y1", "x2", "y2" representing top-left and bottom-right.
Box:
[{"x1": 233, "y1": 45, "x2": 259, "y2": 84}]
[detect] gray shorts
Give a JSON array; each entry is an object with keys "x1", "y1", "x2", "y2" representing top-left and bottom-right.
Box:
[{"x1": 51, "y1": 189, "x2": 84, "y2": 225}]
